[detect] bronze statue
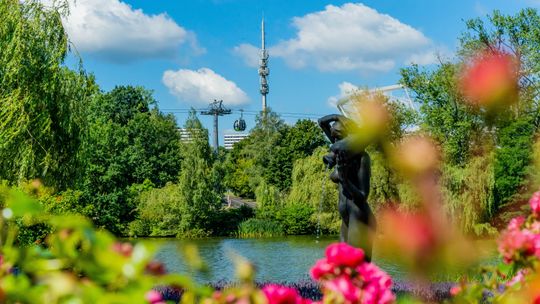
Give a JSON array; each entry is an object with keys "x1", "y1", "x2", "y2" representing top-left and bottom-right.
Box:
[{"x1": 318, "y1": 114, "x2": 376, "y2": 260}]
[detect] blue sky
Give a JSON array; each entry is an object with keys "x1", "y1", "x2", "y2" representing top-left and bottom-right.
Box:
[{"x1": 62, "y1": 0, "x2": 537, "y2": 145}]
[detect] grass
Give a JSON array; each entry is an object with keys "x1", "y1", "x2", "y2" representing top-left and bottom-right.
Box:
[{"x1": 236, "y1": 218, "x2": 284, "y2": 238}]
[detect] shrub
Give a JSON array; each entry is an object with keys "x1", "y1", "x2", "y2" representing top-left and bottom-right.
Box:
[
  {"x1": 286, "y1": 147, "x2": 340, "y2": 234},
  {"x1": 237, "y1": 218, "x2": 284, "y2": 238},
  {"x1": 279, "y1": 203, "x2": 316, "y2": 235},
  {"x1": 442, "y1": 154, "x2": 495, "y2": 233},
  {"x1": 254, "y1": 180, "x2": 282, "y2": 220},
  {"x1": 0, "y1": 185, "x2": 212, "y2": 303},
  {"x1": 209, "y1": 205, "x2": 255, "y2": 237}
]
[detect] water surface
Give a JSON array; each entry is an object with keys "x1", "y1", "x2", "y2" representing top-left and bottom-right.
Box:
[{"x1": 150, "y1": 235, "x2": 497, "y2": 283}]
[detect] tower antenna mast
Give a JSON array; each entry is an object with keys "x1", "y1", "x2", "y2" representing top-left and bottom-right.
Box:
[
  {"x1": 259, "y1": 16, "x2": 269, "y2": 115},
  {"x1": 201, "y1": 100, "x2": 231, "y2": 152}
]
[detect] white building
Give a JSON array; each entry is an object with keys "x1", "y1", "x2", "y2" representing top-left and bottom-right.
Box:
[
  {"x1": 224, "y1": 133, "x2": 249, "y2": 150},
  {"x1": 178, "y1": 128, "x2": 207, "y2": 143}
]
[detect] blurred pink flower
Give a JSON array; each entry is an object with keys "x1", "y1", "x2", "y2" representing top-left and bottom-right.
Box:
[
  {"x1": 379, "y1": 210, "x2": 437, "y2": 259},
  {"x1": 325, "y1": 276, "x2": 361, "y2": 303},
  {"x1": 357, "y1": 263, "x2": 394, "y2": 304},
  {"x1": 499, "y1": 227, "x2": 536, "y2": 263},
  {"x1": 508, "y1": 216, "x2": 526, "y2": 231},
  {"x1": 450, "y1": 286, "x2": 462, "y2": 296},
  {"x1": 506, "y1": 269, "x2": 528, "y2": 287},
  {"x1": 460, "y1": 50, "x2": 518, "y2": 109},
  {"x1": 311, "y1": 243, "x2": 394, "y2": 304},
  {"x1": 145, "y1": 290, "x2": 163, "y2": 304},
  {"x1": 530, "y1": 192, "x2": 540, "y2": 215},
  {"x1": 262, "y1": 284, "x2": 305, "y2": 304},
  {"x1": 112, "y1": 242, "x2": 133, "y2": 257},
  {"x1": 357, "y1": 263, "x2": 392, "y2": 290},
  {"x1": 310, "y1": 258, "x2": 334, "y2": 280},
  {"x1": 325, "y1": 243, "x2": 365, "y2": 268}
]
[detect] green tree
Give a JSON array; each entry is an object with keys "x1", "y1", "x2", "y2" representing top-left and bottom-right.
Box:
[
  {"x1": 254, "y1": 180, "x2": 282, "y2": 221},
  {"x1": 400, "y1": 63, "x2": 480, "y2": 165},
  {"x1": 494, "y1": 117, "x2": 536, "y2": 205},
  {"x1": 400, "y1": 8, "x2": 540, "y2": 220},
  {"x1": 266, "y1": 119, "x2": 327, "y2": 190},
  {"x1": 459, "y1": 9, "x2": 540, "y2": 208},
  {"x1": 176, "y1": 110, "x2": 221, "y2": 236},
  {"x1": 80, "y1": 86, "x2": 182, "y2": 233},
  {"x1": 0, "y1": 0, "x2": 96, "y2": 189},
  {"x1": 223, "y1": 110, "x2": 285, "y2": 197},
  {"x1": 130, "y1": 110, "x2": 222, "y2": 237},
  {"x1": 460, "y1": 9, "x2": 540, "y2": 115},
  {"x1": 286, "y1": 147, "x2": 340, "y2": 234},
  {"x1": 224, "y1": 113, "x2": 327, "y2": 196}
]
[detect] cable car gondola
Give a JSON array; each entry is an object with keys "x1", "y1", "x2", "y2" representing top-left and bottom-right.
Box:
[{"x1": 233, "y1": 110, "x2": 247, "y2": 132}]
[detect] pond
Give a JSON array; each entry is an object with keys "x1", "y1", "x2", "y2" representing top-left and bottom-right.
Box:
[{"x1": 150, "y1": 235, "x2": 497, "y2": 283}]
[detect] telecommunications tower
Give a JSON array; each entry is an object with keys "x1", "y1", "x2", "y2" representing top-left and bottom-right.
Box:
[{"x1": 259, "y1": 17, "x2": 269, "y2": 113}]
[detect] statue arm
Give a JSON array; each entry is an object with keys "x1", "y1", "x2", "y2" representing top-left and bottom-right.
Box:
[{"x1": 318, "y1": 114, "x2": 342, "y2": 143}]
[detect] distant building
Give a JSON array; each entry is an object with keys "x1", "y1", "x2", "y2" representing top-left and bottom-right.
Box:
[
  {"x1": 178, "y1": 128, "x2": 207, "y2": 143},
  {"x1": 224, "y1": 133, "x2": 249, "y2": 150}
]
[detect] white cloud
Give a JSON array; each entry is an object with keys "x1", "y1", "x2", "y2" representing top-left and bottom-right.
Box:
[
  {"x1": 474, "y1": 2, "x2": 488, "y2": 16},
  {"x1": 162, "y1": 68, "x2": 249, "y2": 106},
  {"x1": 327, "y1": 82, "x2": 359, "y2": 107},
  {"x1": 236, "y1": 3, "x2": 440, "y2": 73},
  {"x1": 233, "y1": 43, "x2": 260, "y2": 67},
  {"x1": 62, "y1": 0, "x2": 203, "y2": 62}
]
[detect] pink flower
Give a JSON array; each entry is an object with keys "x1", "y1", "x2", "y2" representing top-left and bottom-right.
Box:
[
  {"x1": 112, "y1": 242, "x2": 133, "y2": 257},
  {"x1": 145, "y1": 290, "x2": 163, "y2": 304},
  {"x1": 498, "y1": 228, "x2": 536, "y2": 263},
  {"x1": 310, "y1": 258, "x2": 334, "y2": 280},
  {"x1": 379, "y1": 210, "x2": 437, "y2": 259},
  {"x1": 377, "y1": 289, "x2": 395, "y2": 304},
  {"x1": 506, "y1": 269, "x2": 528, "y2": 287},
  {"x1": 450, "y1": 286, "x2": 462, "y2": 296},
  {"x1": 312, "y1": 243, "x2": 395, "y2": 304},
  {"x1": 325, "y1": 243, "x2": 365, "y2": 268},
  {"x1": 361, "y1": 283, "x2": 379, "y2": 304},
  {"x1": 263, "y1": 284, "x2": 304, "y2": 304},
  {"x1": 531, "y1": 222, "x2": 540, "y2": 234},
  {"x1": 460, "y1": 50, "x2": 518, "y2": 109},
  {"x1": 508, "y1": 216, "x2": 525, "y2": 230},
  {"x1": 357, "y1": 263, "x2": 391, "y2": 289},
  {"x1": 324, "y1": 276, "x2": 361, "y2": 303},
  {"x1": 356, "y1": 263, "x2": 394, "y2": 304},
  {"x1": 531, "y1": 192, "x2": 540, "y2": 215}
]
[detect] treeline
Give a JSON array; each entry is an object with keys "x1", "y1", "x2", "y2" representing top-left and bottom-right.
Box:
[
  {"x1": 0, "y1": 1, "x2": 342, "y2": 239},
  {"x1": 3, "y1": 0, "x2": 540, "y2": 239}
]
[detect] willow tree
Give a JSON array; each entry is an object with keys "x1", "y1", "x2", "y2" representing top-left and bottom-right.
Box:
[
  {"x1": 0, "y1": 0, "x2": 95, "y2": 189},
  {"x1": 176, "y1": 110, "x2": 222, "y2": 236},
  {"x1": 286, "y1": 147, "x2": 340, "y2": 234}
]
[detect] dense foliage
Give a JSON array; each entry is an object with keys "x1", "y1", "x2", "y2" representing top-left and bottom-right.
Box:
[
  {"x1": 128, "y1": 111, "x2": 221, "y2": 237},
  {"x1": 3, "y1": 0, "x2": 540, "y2": 243},
  {"x1": 397, "y1": 8, "x2": 540, "y2": 232},
  {"x1": 0, "y1": 186, "x2": 400, "y2": 303},
  {"x1": 224, "y1": 112, "x2": 327, "y2": 197},
  {"x1": 79, "y1": 86, "x2": 183, "y2": 233},
  {"x1": 0, "y1": 0, "x2": 95, "y2": 189},
  {"x1": 7, "y1": 1, "x2": 540, "y2": 303}
]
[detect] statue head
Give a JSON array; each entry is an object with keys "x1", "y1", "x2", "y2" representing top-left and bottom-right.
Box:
[{"x1": 331, "y1": 120, "x2": 347, "y2": 140}]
